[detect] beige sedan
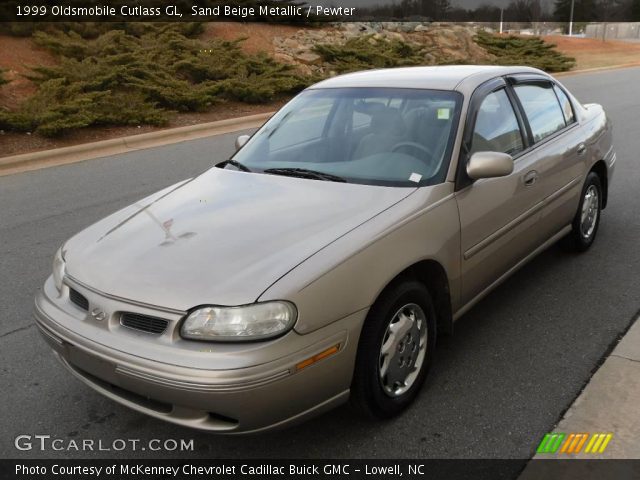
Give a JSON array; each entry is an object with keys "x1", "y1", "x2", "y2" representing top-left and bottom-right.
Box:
[{"x1": 34, "y1": 66, "x2": 615, "y2": 433}]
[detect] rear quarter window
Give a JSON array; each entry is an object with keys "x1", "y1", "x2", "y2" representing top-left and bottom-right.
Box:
[{"x1": 553, "y1": 85, "x2": 576, "y2": 125}]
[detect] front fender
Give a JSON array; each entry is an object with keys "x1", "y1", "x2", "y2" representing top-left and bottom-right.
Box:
[{"x1": 259, "y1": 183, "x2": 460, "y2": 334}]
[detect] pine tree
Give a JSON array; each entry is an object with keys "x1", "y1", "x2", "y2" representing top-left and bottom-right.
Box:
[
  {"x1": 553, "y1": 0, "x2": 598, "y2": 22},
  {"x1": 434, "y1": 0, "x2": 453, "y2": 20},
  {"x1": 633, "y1": 0, "x2": 640, "y2": 20}
]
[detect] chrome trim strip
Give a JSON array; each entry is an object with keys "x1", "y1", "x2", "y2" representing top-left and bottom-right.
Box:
[
  {"x1": 545, "y1": 176, "x2": 581, "y2": 205},
  {"x1": 115, "y1": 365, "x2": 290, "y2": 393},
  {"x1": 464, "y1": 200, "x2": 544, "y2": 260},
  {"x1": 65, "y1": 274, "x2": 185, "y2": 316}
]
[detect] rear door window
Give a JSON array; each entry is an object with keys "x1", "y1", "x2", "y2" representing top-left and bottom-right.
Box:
[{"x1": 514, "y1": 84, "x2": 567, "y2": 142}]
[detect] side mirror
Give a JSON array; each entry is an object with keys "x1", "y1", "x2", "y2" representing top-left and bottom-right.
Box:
[
  {"x1": 467, "y1": 151, "x2": 514, "y2": 180},
  {"x1": 235, "y1": 135, "x2": 250, "y2": 151}
]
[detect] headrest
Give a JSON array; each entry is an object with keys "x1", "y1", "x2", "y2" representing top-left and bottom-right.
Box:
[{"x1": 369, "y1": 106, "x2": 406, "y2": 136}]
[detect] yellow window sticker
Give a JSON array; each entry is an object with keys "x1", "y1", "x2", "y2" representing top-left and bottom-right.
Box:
[{"x1": 437, "y1": 108, "x2": 450, "y2": 120}]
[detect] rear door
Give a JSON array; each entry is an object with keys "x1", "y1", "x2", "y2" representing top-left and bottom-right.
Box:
[
  {"x1": 454, "y1": 78, "x2": 550, "y2": 306},
  {"x1": 508, "y1": 77, "x2": 585, "y2": 239}
]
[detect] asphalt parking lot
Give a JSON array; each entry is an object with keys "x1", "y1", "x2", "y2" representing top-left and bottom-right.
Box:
[{"x1": 1, "y1": 67, "x2": 639, "y2": 461}]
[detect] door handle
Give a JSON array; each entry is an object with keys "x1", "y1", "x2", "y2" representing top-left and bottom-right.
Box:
[
  {"x1": 523, "y1": 170, "x2": 538, "y2": 186},
  {"x1": 577, "y1": 143, "x2": 587, "y2": 156}
]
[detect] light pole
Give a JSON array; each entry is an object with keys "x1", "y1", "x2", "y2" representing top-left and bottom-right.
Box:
[{"x1": 568, "y1": 0, "x2": 575, "y2": 35}]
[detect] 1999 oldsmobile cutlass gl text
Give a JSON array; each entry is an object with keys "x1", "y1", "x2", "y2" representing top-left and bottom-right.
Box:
[
  {"x1": 16, "y1": 464, "x2": 408, "y2": 477},
  {"x1": 15, "y1": 4, "x2": 356, "y2": 18}
]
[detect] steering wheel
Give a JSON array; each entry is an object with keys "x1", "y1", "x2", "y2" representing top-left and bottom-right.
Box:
[{"x1": 391, "y1": 141, "x2": 434, "y2": 161}]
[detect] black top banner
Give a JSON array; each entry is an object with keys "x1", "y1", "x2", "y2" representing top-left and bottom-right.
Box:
[{"x1": 0, "y1": 0, "x2": 638, "y2": 22}]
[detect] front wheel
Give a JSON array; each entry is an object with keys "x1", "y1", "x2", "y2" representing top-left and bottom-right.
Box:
[
  {"x1": 350, "y1": 280, "x2": 436, "y2": 419},
  {"x1": 565, "y1": 172, "x2": 603, "y2": 252}
]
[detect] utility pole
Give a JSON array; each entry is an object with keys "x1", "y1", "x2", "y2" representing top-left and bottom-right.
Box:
[
  {"x1": 500, "y1": 8, "x2": 504, "y2": 33},
  {"x1": 568, "y1": 0, "x2": 575, "y2": 35}
]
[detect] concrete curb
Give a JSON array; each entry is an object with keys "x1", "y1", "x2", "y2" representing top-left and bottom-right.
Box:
[
  {"x1": 0, "y1": 111, "x2": 273, "y2": 176},
  {"x1": 518, "y1": 315, "x2": 640, "y2": 472},
  {"x1": 555, "y1": 62, "x2": 640, "y2": 77}
]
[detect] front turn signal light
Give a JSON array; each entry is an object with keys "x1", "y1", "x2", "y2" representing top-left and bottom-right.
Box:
[{"x1": 295, "y1": 345, "x2": 340, "y2": 372}]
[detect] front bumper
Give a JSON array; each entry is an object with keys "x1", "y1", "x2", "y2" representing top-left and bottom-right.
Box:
[{"x1": 34, "y1": 276, "x2": 365, "y2": 433}]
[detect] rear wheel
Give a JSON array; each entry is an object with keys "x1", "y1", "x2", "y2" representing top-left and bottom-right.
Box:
[
  {"x1": 351, "y1": 280, "x2": 436, "y2": 418},
  {"x1": 565, "y1": 172, "x2": 602, "y2": 252}
]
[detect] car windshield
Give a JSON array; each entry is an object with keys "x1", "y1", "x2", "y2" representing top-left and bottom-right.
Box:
[{"x1": 229, "y1": 87, "x2": 462, "y2": 187}]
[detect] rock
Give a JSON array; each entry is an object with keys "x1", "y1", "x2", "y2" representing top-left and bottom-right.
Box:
[
  {"x1": 296, "y1": 64, "x2": 314, "y2": 76},
  {"x1": 342, "y1": 23, "x2": 361, "y2": 34},
  {"x1": 271, "y1": 22, "x2": 493, "y2": 71},
  {"x1": 295, "y1": 52, "x2": 322, "y2": 65},
  {"x1": 274, "y1": 53, "x2": 296, "y2": 64},
  {"x1": 383, "y1": 31, "x2": 404, "y2": 41},
  {"x1": 307, "y1": 30, "x2": 328, "y2": 40},
  {"x1": 283, "y1": 38, "x2": 299, "y2": 49},
  {"x1": 399, "y1": 22, "x2": 420, "y2": 32}
]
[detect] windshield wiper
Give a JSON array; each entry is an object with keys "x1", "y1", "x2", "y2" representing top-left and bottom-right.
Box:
[
  {"x1": 263, "y1": 168, "x2": 347, "y2": 183},
  {"x1": 218, "y1": 159, "x2": 252, "y2": 172}
]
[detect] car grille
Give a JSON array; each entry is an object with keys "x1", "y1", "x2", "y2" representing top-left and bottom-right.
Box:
[
  {"x1": 69, "y1": 288, "x2": 89, "y2": 311},
  {"x1": 120, "y1": 313, "x2": 168, "y2": 334}
]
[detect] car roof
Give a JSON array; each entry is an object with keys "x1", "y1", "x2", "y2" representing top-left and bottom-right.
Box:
[{"x1": 309, "y1": 65, "x2": 549, "y2": 95}]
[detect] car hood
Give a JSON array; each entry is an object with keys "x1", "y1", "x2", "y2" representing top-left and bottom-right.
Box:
[{"x1": 63, "y1": 168, "x2": 416, "y2": 310}]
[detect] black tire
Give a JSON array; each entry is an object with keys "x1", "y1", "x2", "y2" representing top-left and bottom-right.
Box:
[
  {"x1": 564, "y1": 172, "x2": 603, "y2": 252},
  {"x1": 350, "y1": 280, "x2": 436, "y2": 419}
]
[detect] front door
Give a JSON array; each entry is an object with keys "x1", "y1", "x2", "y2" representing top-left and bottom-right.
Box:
[{"x1": 455, "y1": 83, "x2": 548, "y2": 307}]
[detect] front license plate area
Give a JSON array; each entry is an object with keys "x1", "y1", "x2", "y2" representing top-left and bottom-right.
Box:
[{"x1": 66, "y1": 345, "x2": 119, "y2": 386}]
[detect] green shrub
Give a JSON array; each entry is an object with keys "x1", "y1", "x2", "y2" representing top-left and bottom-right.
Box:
[
  {"x1": 475, "y1": 30, "x2": 575, "y2": 72},
  {"x1": 2, "y1": 24, "x2": 576, "y2": 137},
  {"x1": 314, "y1": 35, "x2": 427, "y2": 73},
  {"x1": 4, "y1": 24, "x2": 308, "y2": 136}
]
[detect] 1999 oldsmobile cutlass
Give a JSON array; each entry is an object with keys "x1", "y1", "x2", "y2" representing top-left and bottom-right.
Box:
[{"x1": 35, "y1": 66, "x2": 615, "y2": 433}]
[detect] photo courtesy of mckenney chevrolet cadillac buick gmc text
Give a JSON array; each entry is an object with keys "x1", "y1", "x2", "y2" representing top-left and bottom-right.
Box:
[{"x1": 34, "y1": 65, "x2": 615, "y2": 433}]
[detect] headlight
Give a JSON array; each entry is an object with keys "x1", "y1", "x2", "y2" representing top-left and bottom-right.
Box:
[
  {"x1": 180, "y1": 301, "x2": 297, "y2": 342},
  {"x1": 52, "y1": 247, "x2": 66, "y2": 295}
]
